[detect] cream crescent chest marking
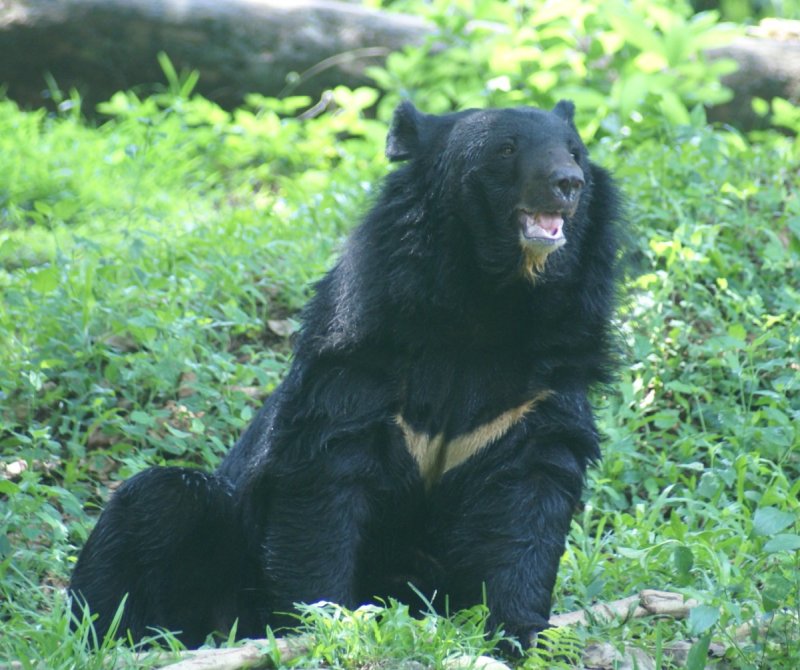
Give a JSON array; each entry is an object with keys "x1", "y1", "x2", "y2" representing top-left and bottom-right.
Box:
[{"x1": 395, "y1": 391, "x2": 552, "y2": 487}]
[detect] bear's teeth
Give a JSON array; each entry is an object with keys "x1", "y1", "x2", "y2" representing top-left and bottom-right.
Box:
[{"x1": 519, "y1": 212, "x2": 563, "y2": 240}]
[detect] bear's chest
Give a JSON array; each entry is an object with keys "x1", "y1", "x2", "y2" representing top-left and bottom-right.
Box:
[{"x1": 394, "y1": 348, "x2": 547, "y2": 486}]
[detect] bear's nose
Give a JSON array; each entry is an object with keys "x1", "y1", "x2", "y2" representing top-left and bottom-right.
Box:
[{"x1": 550, "y1": 167, "x2": 585, "y2": 201}]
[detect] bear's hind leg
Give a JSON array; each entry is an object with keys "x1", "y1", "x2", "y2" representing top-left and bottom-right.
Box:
[{"x1": 70, "y1": 466, "x2": 262, "y2": 647}]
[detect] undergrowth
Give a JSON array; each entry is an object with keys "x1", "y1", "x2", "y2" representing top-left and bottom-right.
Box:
[{"x1": 1, "y1": 0, "x2": 798, "y2": 668}]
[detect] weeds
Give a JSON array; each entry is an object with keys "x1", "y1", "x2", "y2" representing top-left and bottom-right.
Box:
[{"x1": 1, "y1": 1, "x2": 799, "y2": 667}]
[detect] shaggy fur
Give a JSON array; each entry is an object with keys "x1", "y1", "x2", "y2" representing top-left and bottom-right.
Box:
[{"x1": 70, "y1": 101, "x2": 622, "y2": 648}]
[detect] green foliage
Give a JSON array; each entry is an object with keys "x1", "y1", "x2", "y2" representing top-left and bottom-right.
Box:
[
  {"x1": 523, "y1": 626, "x2": 584, "y2": 669},
  {"x1": 373, "y1": 0, "x2": 739, "y2": 136},
  {"x1": 0, "y1": 73, "x2": 389, "y2": 668},
  {"x1": 571, "y1": 118, "x2": 800, "y2": 667},
  {"x1": 286, "y1": 601, "x2": 505, "y2": 668},
  {"x1": 1, "y1": 3, "x2": 799, "y2": 669},
  {"x1": 0, "y1": 587, "x2": 181, "y2": 669}
]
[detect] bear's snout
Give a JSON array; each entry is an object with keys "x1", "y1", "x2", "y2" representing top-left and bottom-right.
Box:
[{"x1": 549, "y1": 166, "x2": 585, "y2": 203}]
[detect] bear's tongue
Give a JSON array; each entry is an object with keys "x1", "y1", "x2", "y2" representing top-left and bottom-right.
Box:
[{"x1": 520, "y1": 212, "x2": 563, "y2": 240}]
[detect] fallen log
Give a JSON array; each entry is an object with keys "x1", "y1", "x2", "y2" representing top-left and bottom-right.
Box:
[
  {"x1": 549, "y1": 588, "x2": 699, "y2": 627},
  {"x1": 0, "y1": 0, "x2": 430, "y2": 109},
  {"x1": 137, "y1": 637, "x2": 511, "y2": 670},
  {"x1": 152, "y1": 635, "x2": 309, "y2": 670},
  {"x1": 707, "y1": 19, "x2": 800, "y2": 130}
]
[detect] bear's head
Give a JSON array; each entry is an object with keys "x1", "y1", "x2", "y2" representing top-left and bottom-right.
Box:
[{"x1": 386, "y1": 101, "x2": 589, "y2": 284}]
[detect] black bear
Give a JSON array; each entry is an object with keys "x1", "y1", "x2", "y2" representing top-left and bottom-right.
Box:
[{"x1": 70, "y1": 100, "x2": 621, "y2": 649}]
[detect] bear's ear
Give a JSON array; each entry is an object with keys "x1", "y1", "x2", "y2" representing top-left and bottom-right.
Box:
[
  {"x1": 553, "y1": 99, "x2": 576, "y2": 125},
  {"x1": 386, "y1": 101, "x2": 422, "y2": 162}
]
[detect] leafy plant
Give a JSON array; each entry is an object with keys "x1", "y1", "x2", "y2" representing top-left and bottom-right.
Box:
[
  {"x1": 287, "y1": 600, "x2": 505, "y2": 668},
  {"x1": 372, "y1": 0, "x2": 739, "y2": 137},
  {"x1": 1, "y1": 3, "x2": 799, "y2": 668}
]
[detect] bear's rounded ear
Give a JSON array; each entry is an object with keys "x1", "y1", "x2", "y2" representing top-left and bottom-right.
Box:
[
  {"x1": 386, "y1": 101, "x2": 422, "y2": 162},
  {"x1": 553, "y1": 100, "x2": 576, "y2": 125}
]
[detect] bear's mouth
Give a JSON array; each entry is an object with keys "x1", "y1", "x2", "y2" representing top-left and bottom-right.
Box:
[{"x1": 517, "y1": 210, "x2": 567, "y2": 248}]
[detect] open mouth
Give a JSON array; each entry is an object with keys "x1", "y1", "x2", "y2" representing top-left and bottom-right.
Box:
[{"x1": 518, "y1": 210, "x2": 566, "y2": 247}]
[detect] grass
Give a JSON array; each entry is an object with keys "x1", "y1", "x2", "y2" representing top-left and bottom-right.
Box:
[{"x1": 1, "y1": 31, "x2": 799, "y2": 670}]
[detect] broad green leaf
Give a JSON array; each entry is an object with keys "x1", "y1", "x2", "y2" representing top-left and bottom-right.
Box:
[
  {"x1": 673, "y1": 544, "x2": 694, "y2": 578},
  {"x1": 667, "y1": 380, "x2": 696, "y2": 394},
  {"x1": 727, "y1": 323, "x2": 747, "y2": 342},
  {"x1": 763, "y1": 534, "x2": 800, "y2": 553},
  {"x1": 129, "y1": 410, "x2": 155, "y2": 426},
  {"x1": 659, "y1": 90, "x2": 691, "y2": 125},
  {"x1": 762, "y1": 573, "x2": 794, "y2": 611},
  {"x1": 634, "y1": 51, "x2": 668, "y2": 73},
  {"x1": 33, "y1": 200, "x2": 53, "y2": 216},
  {"x1": 685, "y1": 633, "x2": 712, "y2": 670},
  {"x1": 30, "y1": 265, "x2": 59, "y2": 294},
  {"x1": 688, "y1": 605, "x2": 719, "y2": 636},
  {"x1": 753, "y1": 507, "x2": 796, "y2": 536},
  {"x1": 607, "y1": 11, "x2": 662, "y2": 54},
  {"x1": 164, "y1": 424, "x2": 191, "y2": 439},
  {"x1": 663, "y1": 28, "x2": 689, "y2": 65},
  {"x1": 0, "y1": 480, "x2": 21, "y2": 495},
  {"x1": 614, "y1": 73, "x2": 649, "y2": 120}
]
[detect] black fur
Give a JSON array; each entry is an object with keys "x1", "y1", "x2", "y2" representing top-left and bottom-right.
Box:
[{"x1": 70, "y1": 102, "x2": 622, "y2": 648}]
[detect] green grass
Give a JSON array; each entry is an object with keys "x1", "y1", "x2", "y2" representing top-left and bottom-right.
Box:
[
  {"x1": 2, "y1": 3, "x2": 799, "y2": 667},
  {"x1": 0, "y1": 87, "x2": 389, "y2": 669}
]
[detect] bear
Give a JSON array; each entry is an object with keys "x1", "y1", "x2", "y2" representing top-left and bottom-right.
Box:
[{"x1": 69, "y1": 100, "x2": 622, "y2": 650}]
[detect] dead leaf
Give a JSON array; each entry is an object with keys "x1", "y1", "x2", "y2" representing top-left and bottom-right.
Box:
[{"x1": 267, "y1": 319, "x2": 298, "y2": 337}]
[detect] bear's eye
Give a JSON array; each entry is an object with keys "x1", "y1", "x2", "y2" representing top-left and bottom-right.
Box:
[
  {"x1": 570, "y1": 148, "x2": 581, "y2": 161},
  {"x1": 499, "y1": 144, "x2": 516, "y2": 158}
]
